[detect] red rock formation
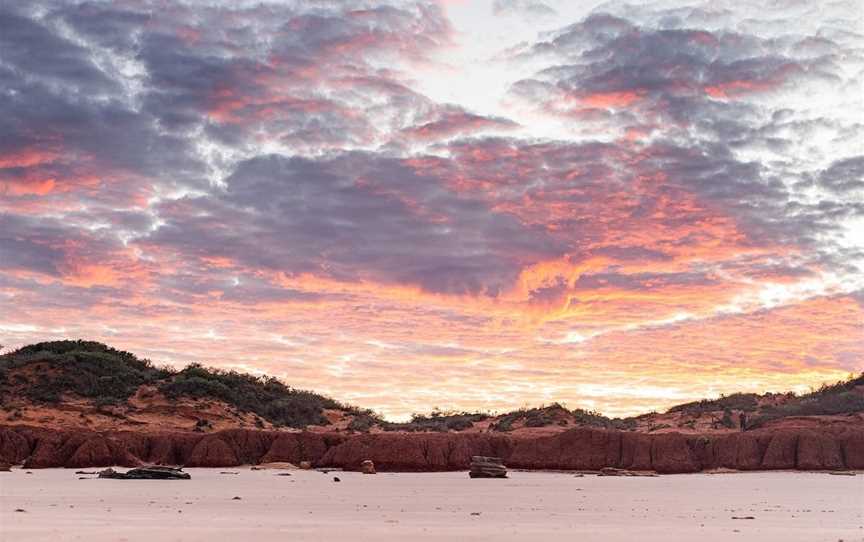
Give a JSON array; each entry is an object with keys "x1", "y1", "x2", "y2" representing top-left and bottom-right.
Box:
[
  {"x1": 797, "y1": 430, "x2": 844, "y2": 470},
  {"x1": 1, "y1": 425, "x2": 861, "y2": 472},
  {"x1": 841, "y1": 431, "x2": 864, "y2": 469},
  {"x1": 0, "y1": 426, "x2": 33, "y2": 465},
  {"x1": 708, "y1": 432, "x2": 765, "y2": 470},
  {"x1": 319, "y1": 433, "x2": 511, "y2": 471},
  {"x1": 185, "y1": 436, "x2": 240, "y2": 467},
  {"x1": 760, "y1": 431, "x2": 798, "y2": 469},
  {"x1": 64, "y1": 436, "x2": 141, "y2": 468},
  {"x1": 217, "y1": 429, "x2": 277, "y2": 465},
  {"x1": 143, "y1": 433, "x2": 202, "y2": 466},
  {"x1": 620, "y1": 431, "x2": 653, "y2": 470},
  {"x1": 23, "y1": 431, "x2": 70, "y2": 468},
  {"x1": 259, "y1": 432, "x2": 343, "y2": 466},
  {"x1": 652, "y1": 433, "x2": 699, "y2": 473}
]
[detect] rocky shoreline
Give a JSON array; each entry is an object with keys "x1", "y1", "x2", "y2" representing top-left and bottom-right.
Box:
[{"x1": 1, "y1": 424, "x2": 861, "y2": 473}]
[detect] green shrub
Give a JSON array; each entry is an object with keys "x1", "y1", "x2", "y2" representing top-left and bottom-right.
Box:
[
  {"x1": 668, "y1": 393, "x2": 759, "y2": 415},
  {"x1": 490, "y1": 405, "x2": 561, "y2": 431},
  {"x1": 571, "y1": 408, "x2": 615, "y2": 428},
  {"x1": 747, "y1": 389, "x2": 864, "y2": 429},
  {"x1": 720, "y1": 408, "x2": 735, "y2": 429},
  {"x1": 380, "y1": 410, "x2": 489, "y2": 432},
  {"x1": 0, "y1": 340, "x2": 345, "y2": 429},
  {"x1": 609, "y1": 418, "x2": 638, "y2": 431},
  {"x1": 347, "y1": 412, "x2": 380, "y2": 432},
  {"x1": 648, "y1": 423, "x2": 671, "y2": 432}
]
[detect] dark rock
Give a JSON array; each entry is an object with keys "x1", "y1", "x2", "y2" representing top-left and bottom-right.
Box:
[
  {"x1": 470, "y1": 455, "x2": 507, "y2": 478},
  {"x1": 98, "y1": 466, "x2": 191, "y2": 480}
]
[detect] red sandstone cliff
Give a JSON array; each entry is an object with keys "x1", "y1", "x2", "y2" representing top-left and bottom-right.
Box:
[{"x1": 2, "y1": 425, "x2": 861, "y2": 473}]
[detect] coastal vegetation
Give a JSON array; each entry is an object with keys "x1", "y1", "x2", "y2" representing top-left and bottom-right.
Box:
[{"x1": 1, "y1": 340, "x2": 861, "y2": 432}]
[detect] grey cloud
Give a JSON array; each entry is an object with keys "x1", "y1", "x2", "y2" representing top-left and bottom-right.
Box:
[
  {"x1": 145, "y1": 153, "x2": 561, "y2": 296},
  {"x1": 0, "y1": 7, "x2": 117, "y2": 95},
  {"x1": 505, "y1": 6, "x2": 862, "y2": 271},
  {"x1": 574, "y1": 271, "x2": 719, "y2": 291},
  {"x1": 0, "y1": 214, "x2": 83, "y2": 277},
  {"x1": 820, "y1": 156, "x2": 864, "y2": 192},
  {"x1": 493, "y1": 0, "x2": 557, "y2": 17},
  {"x1": 592, "y1": 246, "x2": 674, "y2": 262},
  {"x1": 48, "y1": 1, "x2": 150, "y2": 52},
  {"x1": 528, "y1": 276, "x2": 569, "y2": 303}
]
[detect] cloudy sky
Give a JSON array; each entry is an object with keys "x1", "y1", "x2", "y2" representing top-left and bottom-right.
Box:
[{"x1": 1, "y1": 0, "x2": 862, "y2": 419}]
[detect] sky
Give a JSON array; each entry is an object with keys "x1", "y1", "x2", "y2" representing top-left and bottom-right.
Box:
[{"x1": 0, "y1": 0, "x2": 862, "y2": 420}]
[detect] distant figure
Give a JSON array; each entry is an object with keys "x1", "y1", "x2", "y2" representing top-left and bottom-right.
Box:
[{"x1": 739, "y1": 412, "x2": 747, "y2": 431}]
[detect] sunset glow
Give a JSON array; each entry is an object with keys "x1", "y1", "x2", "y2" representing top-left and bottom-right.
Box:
[{"x1": 0, "y1": 0, "x2": 862, "y2": 420}]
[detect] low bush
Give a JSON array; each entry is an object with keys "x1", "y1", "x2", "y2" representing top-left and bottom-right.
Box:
[
  {"x1": 667, "y1": 393, "x2": 760, "y2": 415},
  {"x1": 0, "y1": 340, "x2": 345, "y2": 429},
  {"x1": 381, "y1": 410, "x2": 490, "y2": 432},
  {"x1": 347, "y1": 412, "x2": 380, "y2": 432}
]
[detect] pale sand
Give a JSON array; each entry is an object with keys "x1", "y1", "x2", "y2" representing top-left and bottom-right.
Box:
[{"x1": 1, "y1": 469, "x2": 862, "y2": 541}]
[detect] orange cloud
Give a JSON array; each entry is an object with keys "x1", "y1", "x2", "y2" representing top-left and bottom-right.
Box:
[
  {"x1": 1, "y1": 178, "x2": 56, "y2": 196},
  {"x1": 0, "y1": 148, "x2": 60, "y2": 168}
]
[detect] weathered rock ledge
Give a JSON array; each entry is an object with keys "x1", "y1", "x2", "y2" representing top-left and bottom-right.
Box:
[{"x1": 1, "y1": 425, "x2": 861, "y2": 473}]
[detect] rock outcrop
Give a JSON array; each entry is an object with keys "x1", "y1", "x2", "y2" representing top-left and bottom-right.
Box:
[
  {"x1": 0, "y1": 424, "x2": 860, "y2": 473},
  {"x1": 98, "y1": 466, "x2": 191, "y2": 480},
  {"x1": 469, "y1": 456, "x2": 507, "y2": 478}
]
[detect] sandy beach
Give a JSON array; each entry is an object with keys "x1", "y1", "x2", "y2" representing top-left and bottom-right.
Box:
[{"x1": 1, "y1": 469, "x2": 861, "y2": 542}]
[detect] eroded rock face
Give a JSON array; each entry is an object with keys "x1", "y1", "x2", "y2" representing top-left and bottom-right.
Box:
[
  {"x1": 760, "y1": 431, "x2": 799, "y2": 469},
  {"x1": 259, "y1": 432, "x2": 341, "y2": 466},
  {"x1": 143, "y1": 433, "x2": 201, "y2": 466},
  {"x1": 65, "y1": 436, "x2": 141, "y2": 468},
  {"x1": 186, "y1": 436, "x2": 240, "y2": 467},
  {"x1": 841, "y1": 432, "x2": 864, "y2": 469},
  {"x1": 318, "y1": 433, "x2": 512, "y2": 472},
  {"x1": 0, "y1": 425, "x2": 860, "y2": 472},
  {"x1": 797, "y1": 431, "x2": 844, "y2": 470},
  {"x1": 23, "y1": 431, "x2": 69, "y2": 469},
  {"x1": 0, "y1": 427, "x2": 33, "y2": 465}
]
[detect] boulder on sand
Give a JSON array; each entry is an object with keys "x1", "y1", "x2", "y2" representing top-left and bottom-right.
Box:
[
  {"x1": 299, "y1": 460, "x2": 312, "y2": 470},
  {"x1": 469, "y1": 455, "x2": 507, "y2": 479},
  {"x1": 361, "y1": 459, "x2": 376, "y2": 474},
  {"x1": 98, "y1": 466, "x2": 191, "y2": 480}
]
